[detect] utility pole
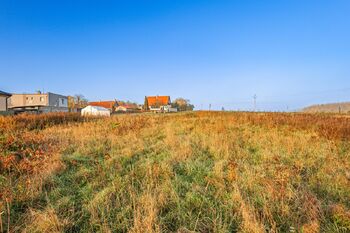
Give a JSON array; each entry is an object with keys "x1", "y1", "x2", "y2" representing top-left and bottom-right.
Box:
[{"x1": 253, "y1": 94, "x2": 257, "y2": 112}]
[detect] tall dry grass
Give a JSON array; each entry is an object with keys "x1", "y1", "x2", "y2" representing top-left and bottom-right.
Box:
[
  {"x1": 0, "y1": 113, "x2": 89, "y2": 232},
  {"x1": 1, "y1": 112, "x2": 350, "y2": 232}
]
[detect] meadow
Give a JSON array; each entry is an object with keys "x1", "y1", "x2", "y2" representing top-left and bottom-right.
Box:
[{"x1": 0, "y1": 112, "x2": 350, "y2": 233}]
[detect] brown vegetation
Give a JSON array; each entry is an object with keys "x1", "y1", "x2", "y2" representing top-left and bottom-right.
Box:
[{"x1": 0, "y1": 112, "x2": 350, "y2": 232}]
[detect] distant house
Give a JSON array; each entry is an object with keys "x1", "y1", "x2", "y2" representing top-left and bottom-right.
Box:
[
  {"x1": 89, "y1": 101, "x2": 117, "y2": 112},
  {"x1": 115, "y1": 104, "x2": 140, "y2": 113},
  {"x1": 144, "y1": 96, "x2": 172, "y2": 112},
  {"x1": 0, "y1": 90, "x2": 12, "y2": 113},
  {"x1": 8, "y1": 92, "x2": 68, "y2": 113}
]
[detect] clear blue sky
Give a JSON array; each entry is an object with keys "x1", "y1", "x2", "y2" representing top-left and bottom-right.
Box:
[{"x1": 1, "y1": 0, "x2": 350, "y2": 111}]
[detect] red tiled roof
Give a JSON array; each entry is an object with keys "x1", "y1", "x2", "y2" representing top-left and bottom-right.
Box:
[
  {"x1": 89, "y1": 101, "x2": 116, "y2": 109},
  {"x1": 146, "y1": 96, "x2": 170, "y2": 107}
]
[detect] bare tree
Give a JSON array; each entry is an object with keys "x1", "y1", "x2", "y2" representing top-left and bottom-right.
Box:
[
  {"x1": 172, "y1": 98, "x2": 194, "y2": 111},
  {"x1": 68, "y1": 94, "x2": 88, "y2": 112}
]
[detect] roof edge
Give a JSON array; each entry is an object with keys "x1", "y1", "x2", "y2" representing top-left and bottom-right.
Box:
[{"x1": 0, "y1": 90, "x2": 12, "y2": 96}]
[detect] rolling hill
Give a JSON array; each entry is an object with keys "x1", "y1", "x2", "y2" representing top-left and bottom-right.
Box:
[{"x1": 303, "y1": 102, "x2": 350, "y2": 113}]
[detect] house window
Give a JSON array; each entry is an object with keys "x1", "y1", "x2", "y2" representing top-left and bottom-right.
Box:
[
  {"x1": 61, "y1": 99, "x2": 65, "y2": 105},
  {"x1": 40, "y1": 97, "x2": 44, "y2": 102}
]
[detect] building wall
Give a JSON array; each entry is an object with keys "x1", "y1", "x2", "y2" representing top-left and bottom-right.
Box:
[
  {"x1": 48, "y1": 93, "x2": 68, "y2": 108},
  {"x1": 9, "y1": 93, "x2": 68, "y2": 113},
  {"x1": 9, "y1": 94, "x2": 48, "y2": 108},
  {"x1": 0, "y1": 96, "x2": 8, "y2": 111},
  {"x1": 8, "y1": 94, "x2": 25, "y2": 107},
  {"x1": 39, "y1": 106, "x2": 69, "y2": 113}
]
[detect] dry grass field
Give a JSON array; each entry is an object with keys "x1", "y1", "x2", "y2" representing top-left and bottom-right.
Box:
[{"x1": 1, "y1": 112, "x2": 350, "y2": 232}]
